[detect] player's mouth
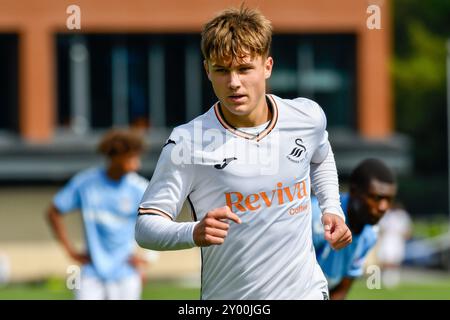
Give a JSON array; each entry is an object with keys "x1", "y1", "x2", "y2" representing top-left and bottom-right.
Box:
[{"x1": 228, "y1": 94, "x2": 247, "y2": 103}]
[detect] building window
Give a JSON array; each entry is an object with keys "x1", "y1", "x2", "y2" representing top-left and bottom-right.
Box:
[
  {"x1": 56, "y1": 33, "x2": 356, "y2": 132},
  {"x1": 270, "y1": 34, "x2": 356, "y2": 130},
  {"x1": 0, "y1": 34, "x2": 18, "y2": 133},
  {"x1": 56, "y1": 34, "x2": 205, "y2": 133}
]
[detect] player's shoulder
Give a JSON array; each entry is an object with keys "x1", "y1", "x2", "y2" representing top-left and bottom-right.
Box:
[
  {"x1": 362, "y1": 224, "x2": 379, "y2": 246},
  {"x1": 59, "y1": 167, "x2": 101, "y2": 190},
  {"x1": 272, "y1": 95, "x2": 323, "y2": 114},
  {"x1": 124, "y1": 172, "x2": 149, "y2": 191},
  {"x1": 169, "y1": 107, "x2": 216, "y2": 143},
  {"x1": 273, "y1": 95, "x2": 326, "y2": 125},
  {"x1": 66, "y1": 167, "x2": 102, "y2": 189}
]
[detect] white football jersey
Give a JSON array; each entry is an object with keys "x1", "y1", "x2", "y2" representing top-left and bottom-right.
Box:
[{"x1": 139, "y1": 94, "x2": 337, "y2": 299}]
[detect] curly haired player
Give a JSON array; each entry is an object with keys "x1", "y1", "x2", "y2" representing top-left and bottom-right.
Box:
[{"x1": 47, "y1": 129, "x2": 150, "y2": 299}]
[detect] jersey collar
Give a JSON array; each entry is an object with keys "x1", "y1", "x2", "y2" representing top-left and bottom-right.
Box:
[{"x1": 214, "y1": 94, "x2": 278, "y2": 142}]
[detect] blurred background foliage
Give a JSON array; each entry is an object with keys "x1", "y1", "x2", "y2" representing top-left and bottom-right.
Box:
[{"x1": 393, "y1": 0, "x2": 450, "y2": 214}]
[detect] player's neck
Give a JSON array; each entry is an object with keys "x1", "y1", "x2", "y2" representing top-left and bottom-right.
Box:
[
  {"x1": 220, "y1": 96, "x2": 271, "y2": 128},
  {"x1": 106, "y1": 166, "x2": 126, "y2": 181},
  {"x1": 347, "y1": 207, "x2": 364, "y2": 235}
]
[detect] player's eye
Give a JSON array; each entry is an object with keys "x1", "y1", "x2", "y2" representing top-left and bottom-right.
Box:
[{"x1": 367, "y1": 194, "x2": 393, "y2": 203}]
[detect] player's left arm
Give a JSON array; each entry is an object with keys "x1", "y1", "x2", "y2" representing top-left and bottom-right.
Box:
[
  {"x1": 309, "y1": 100, "x2": 351, "y2": 250},
  {"x1": 330, "y1": 277, "x2": 354, "y2": 300},
  {"x1": 310, "y1": 148, "x2": 352, "y2": 249}
]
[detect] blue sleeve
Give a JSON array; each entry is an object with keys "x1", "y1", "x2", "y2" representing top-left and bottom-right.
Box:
[
  {"x1": 347, "y1": 256, "x2": 367, "y2": 278},
  {"x1": 53, "y1": 176, "x2": 82, "y2": 214},
  {"x1": 347, "y1": 230, "x2": 377, "y2": 278},
  {"x1": 133, "y1": 177, "x2": 149, "y2": 212}
]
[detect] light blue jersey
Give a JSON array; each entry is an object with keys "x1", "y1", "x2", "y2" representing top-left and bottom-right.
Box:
[
  {"x1": 54, "y1": 167, "x2": 148, "y2": 282},
  {"x1": 311, "y1": 194, "x2": 378, "y2": 289}
]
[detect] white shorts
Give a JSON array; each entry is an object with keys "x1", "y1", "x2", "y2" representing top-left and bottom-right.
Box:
[{"x1": 75, "y1": 273, "x2": 142, "y2": 300}]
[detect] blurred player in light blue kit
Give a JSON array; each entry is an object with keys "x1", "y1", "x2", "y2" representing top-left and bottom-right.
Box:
[
  {"x1": 312, "y1": 158, "x2": 397, "y2": 299},
  {"x1": 47, "y1": 129, "x2": 149, "y2": 300}
]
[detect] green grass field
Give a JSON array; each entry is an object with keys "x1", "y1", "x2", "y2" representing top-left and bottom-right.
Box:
[
  {"x1": 347, "y1": 278, "x2": 450, "y2": 300},
  {"x1": 0, "y1": 280, "x2": 200, "y2": 300},
  {"x1": 1, "y1": 277, "x2": 450, "y2": 300}
]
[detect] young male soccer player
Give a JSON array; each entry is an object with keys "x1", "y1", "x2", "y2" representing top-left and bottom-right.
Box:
[
  {"x1": 47, "y1": 129, "x2": 149, "y2": 300},
  {"x1": 311, "y1": 158, "x2": 397, "y2": 299},
  {"x1": 136, "y1": 6, "x2": 352, "y2": 299}
]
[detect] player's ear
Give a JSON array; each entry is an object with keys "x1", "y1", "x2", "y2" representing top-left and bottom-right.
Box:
[
  {"x1": 264, "y1": 56, "x2": 273, "y2": 79},
  {"x1": 203, "y1": 60, "x2": 211, "y2": 81}
]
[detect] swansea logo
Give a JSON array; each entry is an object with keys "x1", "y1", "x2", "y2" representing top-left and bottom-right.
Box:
[{"x1": 287, "y1": 138, "x2": 307, "y2": 163}]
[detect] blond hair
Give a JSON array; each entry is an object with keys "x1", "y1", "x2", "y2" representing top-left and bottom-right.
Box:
[{"x1": 201, "y1": 6, "x2": 272, "y2": 64}]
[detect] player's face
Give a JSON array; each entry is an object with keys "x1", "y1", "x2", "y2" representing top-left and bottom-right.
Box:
[
  {"x1": 204, "y1": 55, "x2": 273, "y2": 118},
  {"x1": 356, "y1": 179, "x2": 397, "y2": 225}
]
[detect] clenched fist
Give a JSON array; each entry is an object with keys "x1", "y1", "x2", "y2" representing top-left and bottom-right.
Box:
[
  {"x1": 322, "y1": 213, "x2": 352, "y2": 250},
  {"x1": 194, "y1": 206, "x2": 241, "y2": 247}
]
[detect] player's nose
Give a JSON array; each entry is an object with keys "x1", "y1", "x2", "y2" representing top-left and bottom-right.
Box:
[
  {"x1": 228, "y1": 71, "x2": 241, "y2": 89},
  {"x1": 378, "y1": 199, "x2": 389, "y2": 213}
]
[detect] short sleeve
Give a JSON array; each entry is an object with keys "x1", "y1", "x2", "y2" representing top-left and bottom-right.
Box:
[
  {"x1": 347, "y1": 230, "x2": 378, "y2": 278},
  {"x1": 53, "y1": 176, "x2": 82, "y2": 214},
  {"x1": 139, "y1": 133, "x2": 196, "y2": 221},
  {"x1": 347, "y1": 256, "x2": 366, "y2": 278},
  {"x1": 130, "y1": 173, "x2": 150, "y2": 196}
]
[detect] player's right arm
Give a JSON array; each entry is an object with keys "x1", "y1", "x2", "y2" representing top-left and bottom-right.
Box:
[
  {"x1": 135, "y1": 132, "x2": 242, "y2": 250},
  {"x1": 47, "y1": 204, "x2": 90, "y2": 264},
  {"x1": 47, "y1": 173, "x2": 90, "y2": 264},
  {"x1": 135, "y1": 206, "x2": 241, "y2": 250},
  {"x1": 135, "y1": 133, "x2": 197, "y2": 250},
  {"x1": 193, "y1": 206, "x2": 241, "y2": 246}
]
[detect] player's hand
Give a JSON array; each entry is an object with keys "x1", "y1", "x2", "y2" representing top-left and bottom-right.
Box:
[
  {"x1": 129, "y1": 254, "x2": 149, "y2": 285},
  {"x1": 69, "y1": 251, "x2": 91, "y2": 265},
  {"x1": 322, "y1": 213, "x2": 352, "y2": 250},
  {"x1": 128, "y1": 254, "x2": 149, "y2": 269},
  {"x1": 193, "y1": 206, "x2": 242, "y2": 247}
]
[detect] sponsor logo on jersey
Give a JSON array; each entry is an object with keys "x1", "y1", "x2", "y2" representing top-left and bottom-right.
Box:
[
  {"x1": 289, "y1": 203, "x2": 309, "y2": 216},
  {"x1": 225, "y1": 179, "x2": 308, "y2": 212},
  {"x1": 287, "y1": 138, "x2": 307, "y2": 163}
]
